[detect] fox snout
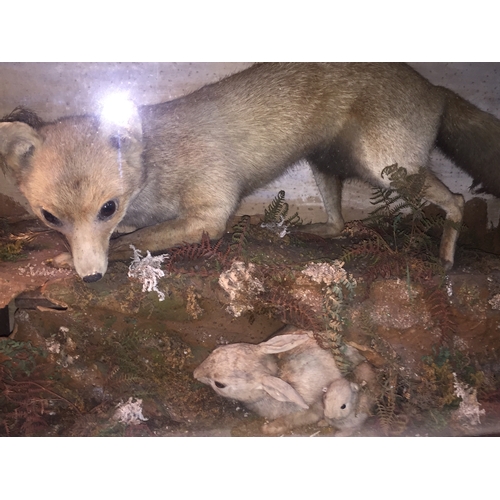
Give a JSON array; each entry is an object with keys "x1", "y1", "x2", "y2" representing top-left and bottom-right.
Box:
[
  {"x1": 67, "y1": 228, "x2": 111, "y2": 282},
  {"x1": 82, "y1": 272, "x2": 104, "y2": 283}
]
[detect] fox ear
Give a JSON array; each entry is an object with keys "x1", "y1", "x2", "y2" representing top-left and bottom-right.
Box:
[{"x1": 0, "y1": 122, "x2": 42, "y2": 174}]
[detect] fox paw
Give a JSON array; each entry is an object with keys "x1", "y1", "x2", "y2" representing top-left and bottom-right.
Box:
[
  {"x1": 49, "y1": 252, "x2": 74, "y2": 269},
  {"x1": 293, "y1": 222, "x2": 344, "y2": 238},
  {"x1": 109, "y1": 237, "x2": 138, "y2": 261}
]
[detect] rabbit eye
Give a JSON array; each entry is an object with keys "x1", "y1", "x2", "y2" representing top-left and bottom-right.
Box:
[
  {"x1": 341, "y1": 404, "x2": 347, "y2": 410},
  {"x1": 214, "y1": 381, "x2": 226, "y2": 389}
]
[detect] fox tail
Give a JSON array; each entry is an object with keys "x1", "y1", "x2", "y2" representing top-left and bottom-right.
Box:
[{"x1": 436, "y1": 87, "x2": 500, "y2": 198}]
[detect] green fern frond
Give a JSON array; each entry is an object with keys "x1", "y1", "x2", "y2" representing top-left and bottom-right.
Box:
[
  {"x1": 263, "y1": 190, "x2": 303, "y2": 227},
  {"x1": 284, "y1": 211, "x2": 303, "y2": 226},
  {"x1": 264, "y1": 190, "x2": 288, "y2": 223}
]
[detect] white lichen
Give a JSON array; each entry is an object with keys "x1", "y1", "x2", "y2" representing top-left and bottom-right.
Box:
[
  {"x1": 113, "y1": 397, "x2": 148, "y2": 425},
  {"x1": 445, "y1": 276, "x2": 453, "y2": 298},
  {"x1": 46, "y1": 338, "x2": 61, "y2": 354},
  {"x1": 128, "y1": 245, "x2": 169, "y2": 301},
  {"x1": 301, "y1": 260, "x2": 356, "y2": 288},
  {"x1": 218, "y1": 261, "x2": 265, "y2": 317},
  {"x1": 453, "y1": 336, "x2": 469, "y2": 352},
  {"x1": 186, "y1": 286, "x2": 204, "y2": 320},
  {"x1": 488, "y1": 293, "x2": 500, "y2": 310},
  {"x1": 45, "y1": 326, "x2": 79, "y2": 367},
  {"x1": 453, "y1": 373, "x2": 485, "y2": 426},
  {"x1": 17, "y1": 263, "x2": 72, "y2": 277},
  {"x1": 261, "y1": 216, "x2": 289, "y2": 238}
]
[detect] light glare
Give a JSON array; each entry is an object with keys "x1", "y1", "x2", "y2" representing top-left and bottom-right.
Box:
[{"x1": 99, "y1": 92, "x2": 136, "y2": 128}]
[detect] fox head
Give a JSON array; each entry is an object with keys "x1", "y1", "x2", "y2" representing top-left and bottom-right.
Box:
[{"x1": 0, "y1": 105, "x2": 144, "y2": 282}]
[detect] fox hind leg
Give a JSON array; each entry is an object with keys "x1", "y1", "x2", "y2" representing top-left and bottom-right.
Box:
[
  {"x1": 304, "y1": 166, "x2": 345, "y2": 237},
  {"x1": 307, "y1": 160, "x2": 464, "y2": 269},
  {"x1": 422, "y1": 171, "x2": 464, "y2": 270},
  {"x1": 304, "y1": 126, "x2": 364, "y2": 238}
]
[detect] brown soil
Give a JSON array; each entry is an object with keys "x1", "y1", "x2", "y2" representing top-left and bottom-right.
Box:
[{"x1": 1, "y1": 207, "x2": 500, "y2": 437}]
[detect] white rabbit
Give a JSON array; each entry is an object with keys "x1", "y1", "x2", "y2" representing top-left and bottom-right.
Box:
[
  {"x1": 323, "y1": 361, "x2": 376, "y2": 435},
  {"x1": 193, "y1": 329, "x2": 345, "y2": 434}
]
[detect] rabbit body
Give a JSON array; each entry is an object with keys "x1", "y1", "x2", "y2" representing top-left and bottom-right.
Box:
[{"x1": 194, "y1": 330, "x2": 344, "y2": 433}]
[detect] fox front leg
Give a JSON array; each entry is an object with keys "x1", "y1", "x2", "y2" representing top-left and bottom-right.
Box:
[{"x1": 109, "y1": 216, "x2": 227, "y2": 261}]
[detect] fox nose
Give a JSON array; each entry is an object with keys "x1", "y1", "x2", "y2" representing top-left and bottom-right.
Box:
[{"x1": 82, "y1": 273, "x2": 103, "y2": 283}]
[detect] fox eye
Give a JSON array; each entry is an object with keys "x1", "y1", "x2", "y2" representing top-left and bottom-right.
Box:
[
  {"x1": 214, "y1": 381, "x2": 226, "y2": 389},
  {"x1": 98, "y1": 200, "x2": 117, "y2": 220},
  {"x1": 41, "y1": 209, "x2": 62, "y2": 226},
  {"x1": 340, "y1": 404, "x2": 347, "y2": 410}
]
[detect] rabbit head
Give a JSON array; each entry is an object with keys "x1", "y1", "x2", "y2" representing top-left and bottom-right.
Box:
[
  {"x1": 323, "y1": 377, "x2": 360, "y2": 421},
  {"x1": 193, "y1": 333, "x2": 311, "y2": 411}
]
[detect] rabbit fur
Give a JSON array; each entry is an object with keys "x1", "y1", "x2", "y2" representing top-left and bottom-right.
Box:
[{"x1": 194, "y1": 328, "x2": 353, "y2": 434}]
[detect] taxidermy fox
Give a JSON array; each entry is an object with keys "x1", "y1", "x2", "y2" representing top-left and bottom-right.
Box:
[{"x1": 1, "y1": 62, "x2": 499, "y2": 282}]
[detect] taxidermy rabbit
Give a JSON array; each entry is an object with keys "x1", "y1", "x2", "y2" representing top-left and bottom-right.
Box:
[
  {"x1": 323, "y1": 362, "x2": 376, "y2": 435},
  {"x1": 194, "y1": 328, "x2": 352, "y2": 434}
]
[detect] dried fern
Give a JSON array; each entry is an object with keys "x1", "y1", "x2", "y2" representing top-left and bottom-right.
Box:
[
  {"x1": 0, "y1": 364, "x2": 81, "y2": 436},
  {"x1": 367, "y1": 164, "x2": 443, "y2": 256},
  {"x1": 417, "y1": 356, "x2": 458, "y2": 411},
  {"x1": 230, "y1": 215, "x2": 251, "y2": 258},
  {"x1": 375, "y1": 369, "x2": 410, "y2": 436},
  {"x1": 102, "y1": 365, "x2": 145, "y2": 395},
  {"x1": 343, "y1": 164, "x2": 448, "y2": 286},
  {"x1": 426, "y1": 287, "x2": 456, "y2": 342},
  {"x1": 305, "y1": 262, "x2": 357, "y2": 374},
  {"x1": 167, "y1": 231, "x2": 229, "y2": 272},
  {"x1": 256, "y1": 289, "x2": 322, "y2": 332},
  {"x1": 376, "y1": 393, "x2": 409, "y2": 436}
]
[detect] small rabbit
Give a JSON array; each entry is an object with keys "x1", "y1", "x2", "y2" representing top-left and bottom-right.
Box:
[
  {"x1": 323, "y1": 361, "x2": 376, "y2": 435},
  {"x1": 193, "y1": 329, "x2": 345, "y2": 434}
]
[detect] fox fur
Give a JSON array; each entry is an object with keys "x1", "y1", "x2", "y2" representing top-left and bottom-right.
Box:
[{"x1": 1, "y1": 62, "x2": 500, "y2": 282}]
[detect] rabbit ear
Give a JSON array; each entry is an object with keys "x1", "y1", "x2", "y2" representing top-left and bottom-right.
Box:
[
  {"x1": 260, "y1": 375, "x2": 309, "y2": 409},
  {"x1": 258, "y1": 334, "x2": 310, "y2": 354}
]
